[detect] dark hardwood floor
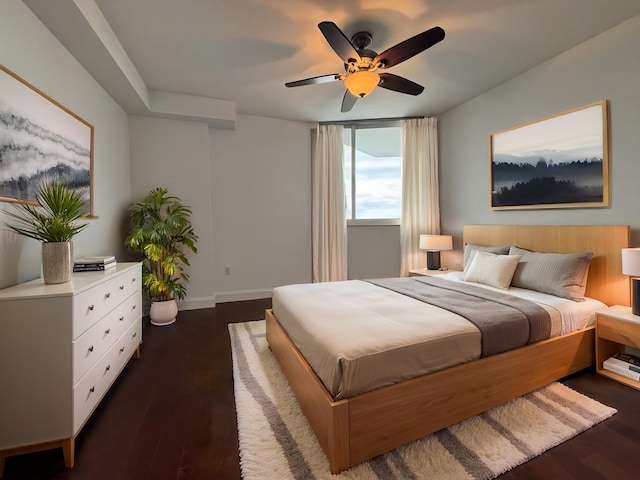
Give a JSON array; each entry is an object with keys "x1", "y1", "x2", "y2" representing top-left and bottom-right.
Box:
[{"x1": 3, "y1": 299, "x2": 640, "y2": 479}]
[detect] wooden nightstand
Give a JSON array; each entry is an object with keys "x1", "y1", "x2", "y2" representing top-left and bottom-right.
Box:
[
  {"x1": 595, "y1": 305, "x2": 640, "y2": 390},
  {"x1": 408, "y1": 268, "x2": 459, "y2": 277}
]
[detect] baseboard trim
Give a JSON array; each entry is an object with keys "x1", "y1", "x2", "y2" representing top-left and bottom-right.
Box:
[
  {"x1": 214, "y1": 288, "x2": 272, "y2": 304},
  {"x1": 145, "y1": 291, "x2": 271, "y2": 313},
  {"x1": 177, "y1": 296, "x2": 217, "y2": 310}
]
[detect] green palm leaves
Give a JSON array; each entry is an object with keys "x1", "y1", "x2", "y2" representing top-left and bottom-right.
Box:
[
  {"x1": 3, "y1": 182, "x2": 88, "y2": 242},
  {"x1": 126, "y1": 187, "x2": 198, "y2": 301}
]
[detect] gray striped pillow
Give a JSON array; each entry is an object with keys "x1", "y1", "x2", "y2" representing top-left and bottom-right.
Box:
[{"x1": 508, "y1": 246, "x2": 594, "y2": 301}]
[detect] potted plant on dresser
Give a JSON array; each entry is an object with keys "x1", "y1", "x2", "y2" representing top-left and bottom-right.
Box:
[
  {"x1": 3, "y1": 182, "x2": 88, "y2": 284},
  {"x1": 125, "y1": 187, "x2": 198, "y2": 326}
]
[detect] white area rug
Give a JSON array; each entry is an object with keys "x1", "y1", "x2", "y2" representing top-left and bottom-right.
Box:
[{"x1": 230, "y1": 320, "x2": 616, "y2": 480}]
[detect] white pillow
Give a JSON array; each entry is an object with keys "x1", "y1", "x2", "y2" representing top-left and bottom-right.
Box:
[
  {"x1": 463, "y1": 243, "x2": 511, "y2": 269},
  {"x1": 463, "y1": 251, "x2": 521, "y2": 290}
]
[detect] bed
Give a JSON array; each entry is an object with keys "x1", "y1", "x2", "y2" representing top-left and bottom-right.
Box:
[{"x1": 265, "y1": 225, "x2": 630, "y2": 474}]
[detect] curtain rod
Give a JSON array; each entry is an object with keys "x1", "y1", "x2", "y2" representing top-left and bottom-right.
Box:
[{"x1": 319, "y1": 115, "x2": 425, "y2": 126}]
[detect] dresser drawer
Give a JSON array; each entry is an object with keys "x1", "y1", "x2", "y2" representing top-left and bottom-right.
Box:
[
  {"x1": 72, "y1": 313, "x2": 118, "y2": 384},
  {"x1": 73, "y1": 342, "x2": 120, "y2": 433},
  {"x1": 72, "y1": 277, "x2": 119, "y2": 339},
  {"x1": 115, "y1": 265, "x2": 141, "y2": 303},
  {"x1": 114, "y1": 321, "x2": 142, "y2": 373},
  {"x1": 85, "y1": 322, "x2": 142, "y2": 428},
  {"x1": 113, "y1": 293, "x2": 142, "y2": 339}
]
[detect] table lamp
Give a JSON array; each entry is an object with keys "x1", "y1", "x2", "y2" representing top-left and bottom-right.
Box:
[
  {"x1": 622, "y1": 248, "x2": 640, "y2": 315},
  {"x1": 419, "y1": 234, "x2": 453, "y2": 270}
]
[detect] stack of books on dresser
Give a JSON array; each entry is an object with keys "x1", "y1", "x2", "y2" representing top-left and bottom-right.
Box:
[
  {"x1": 602, "y1": 352, "x2": 640, "y2": 381},
  {"x1": 73, "y1": 255, "x2": 116, "y2": 272}
]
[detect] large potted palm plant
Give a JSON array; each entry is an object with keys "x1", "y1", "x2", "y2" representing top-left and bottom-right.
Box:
[
  {"x1": 3, "y1": 182, "x2": 88, "y2": 284},
  {"x1": 125, "y1": 187, "x2": 198, "y2": 326}
]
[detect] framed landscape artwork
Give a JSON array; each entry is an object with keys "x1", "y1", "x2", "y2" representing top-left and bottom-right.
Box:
[
  {"x1": 0, "y1": 64, "x2": 94, "y2": 216},
  {"x1": 490, "y1": 101, "x2": 609, "y2": 210}
]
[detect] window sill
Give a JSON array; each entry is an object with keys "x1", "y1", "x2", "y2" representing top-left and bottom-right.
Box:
[{"x1": 347, "y1": 219, "x2": 400, "y2": 227}]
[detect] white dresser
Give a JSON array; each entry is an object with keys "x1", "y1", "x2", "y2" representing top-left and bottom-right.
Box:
[{"x1": 0, "y1": 262, "x2": 142, "y2": 474}]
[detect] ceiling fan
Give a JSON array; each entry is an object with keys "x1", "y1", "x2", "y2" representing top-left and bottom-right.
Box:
[{"x1": 285, "y1": 21, "x2": 445, "y2": 112}]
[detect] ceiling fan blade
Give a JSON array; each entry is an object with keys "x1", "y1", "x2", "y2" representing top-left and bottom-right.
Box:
[
  {"x1": 285, "y1": 74, "x2": 342, "y2": 87},
  {"x1": 341, "y1": 90, "x2": 358, "y2": 112},
  {"x1": 318, "y1": 21, "x2": 361, "y2": 64},
  {"x1": 374, "y1": 26, "x2": 445, "y2": 68},
  {"x1": 378, "y1": 73, "x2": 424, "y2": 95}
]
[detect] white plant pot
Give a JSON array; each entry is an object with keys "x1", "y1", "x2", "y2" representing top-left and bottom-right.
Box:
[
  {"x1": 42, "y1": 241, "x2": 73, "y2": 284},
  {"x1": 150, "y1": 299, "x2": 178, "y2": 326}
]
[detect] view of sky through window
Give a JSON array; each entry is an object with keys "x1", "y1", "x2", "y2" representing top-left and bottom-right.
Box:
[{"x1": 343, "y1": 125, "x2": 402, "y2": 220}]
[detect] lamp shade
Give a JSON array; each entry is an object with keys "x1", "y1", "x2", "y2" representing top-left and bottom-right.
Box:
[
  {"x1": 419, "y1": 235, "x2": 453, "y2": 252},
  {"x1": 622, "y1": 248, "x2": 640, "y2": 276},
  {"x1": 344, "y1": 71, "x2": 380, "y2": 98}
]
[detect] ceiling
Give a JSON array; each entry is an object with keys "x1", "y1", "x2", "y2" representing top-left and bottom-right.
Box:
[{"x1": 27, "y1": 0, "x2": 640, "y2": 123}]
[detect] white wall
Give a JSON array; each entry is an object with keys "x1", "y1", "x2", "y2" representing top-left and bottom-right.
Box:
[
  {"x1": 0, "y1": 0, "x2": 131, "y2": 290},
  {"x1": 439, "y1": 14, "x2": 640, "y2": 256},
  {"x1": 128, "y1": 114, "x2": 312, "y2": 305},
  {"x1": 128, "y1": 116, "x2": 215, "y2": 309},
  {"x1": 210, "y1": 115, "x2": 312, "y2": 301}
]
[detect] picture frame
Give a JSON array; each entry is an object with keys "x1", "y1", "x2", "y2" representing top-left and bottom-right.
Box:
[
  {"x1": 490, "y1": 101, "x2": 608, "y2": 210},
  {"x1": 0, "y1": 64, "x2": 94, "y2": 216}
]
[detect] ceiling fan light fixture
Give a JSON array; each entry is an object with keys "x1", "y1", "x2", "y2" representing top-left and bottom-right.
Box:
[
  {"x1": 285, "y1": 22, "x2": 443, "y2": 111},
  {"x1": 344, "y1": 70, "x2": 380, "y2": 98}
]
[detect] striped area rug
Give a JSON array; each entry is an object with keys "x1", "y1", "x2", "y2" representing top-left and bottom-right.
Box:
[{"x1": 230, "y1": 320, "x2": 616, "y2": 480}]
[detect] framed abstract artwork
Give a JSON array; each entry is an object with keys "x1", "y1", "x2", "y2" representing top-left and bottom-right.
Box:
[
  {"x1": 490, "y1": 101, "x2": 608, "y2": 210},
  {"x1": 0, "y1": 64, "x2": 94, "y2": 216}
]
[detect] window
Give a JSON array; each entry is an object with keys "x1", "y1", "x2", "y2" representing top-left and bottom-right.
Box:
[{"x1": 342, "y1": 122, "x2": 402, "y2": 225}]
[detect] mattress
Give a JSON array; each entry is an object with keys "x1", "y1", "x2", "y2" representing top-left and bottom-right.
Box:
[{"x1": 271, "y1": 272, "x2": 606, "y2": 400}]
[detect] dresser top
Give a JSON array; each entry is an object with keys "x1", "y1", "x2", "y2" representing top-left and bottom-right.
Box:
[{"x1": 0, "y1": 262, "x2": 141, "y2": 300}]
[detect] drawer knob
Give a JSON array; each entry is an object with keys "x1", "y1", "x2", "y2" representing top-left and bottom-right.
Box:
[
  {"x1": 88, "y1": 305, "x2": 95, "y2": 311},
  {"x1": 88, "y1": 345, "x2": 94, "y2": 352},
  {"x1": 132, "y1": 332, "x2": 137, "y2": 338},
  {"x1": 105, "y1": 328, "x2": 111, "y2": 335},
  {"x1": 132, "y1": 305, "x2": 137, "y2": 310},
  {"x1": 105, "y1": 292, "x2": 111, "y2": 299},
  {"x1": 120, "y1": 347, "x2": 125, "y2": 353},
  {"x1": 105, "y1": 365, "x2": 111, "y2": 372},
  {"x1": 89, "y1": 386, "x2": 95, "y2": 393},
  {"x1": 119, "y1": 316, "x2": 125, "y2": 321},
  {"x1": 119, "y1": 285, "x2": 124, "y2": 290}
]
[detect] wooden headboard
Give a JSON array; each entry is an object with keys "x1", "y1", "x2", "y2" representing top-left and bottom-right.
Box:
[{"x1": 463, "y1": 225, "x2": 630, "y2": 307}]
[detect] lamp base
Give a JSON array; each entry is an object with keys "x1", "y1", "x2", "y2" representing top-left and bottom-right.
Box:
[
  {"x1": 426, "y1": 251, "x2": 441, "y2": 271},
  {"x1": 633, "y1": 278, "x2": 640, "y2": 316}
]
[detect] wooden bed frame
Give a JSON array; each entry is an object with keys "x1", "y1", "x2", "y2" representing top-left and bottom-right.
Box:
[{"x1": 265, "y1": 225, "x2": 630, "y2": 474}]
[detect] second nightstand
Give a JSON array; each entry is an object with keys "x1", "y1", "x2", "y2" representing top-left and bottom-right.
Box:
[{"x1": 595, "y1": 305, "x2": 640, "y2": 390}]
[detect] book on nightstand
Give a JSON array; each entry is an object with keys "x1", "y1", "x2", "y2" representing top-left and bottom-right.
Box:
[
  {"x1": 603, "y1": 357, "x2": 640, "y2": 381},
  {"x1": 610, "y1": 352, "x2": 640, "y2": 373}
]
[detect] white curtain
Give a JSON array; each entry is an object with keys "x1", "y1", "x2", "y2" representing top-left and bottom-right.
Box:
[
  {"x1": 312, "y1": 124, "x2": 348, "y2": 282},
  {"x1": 400, "y1": 117, "x2": 440, "y2": 276}
]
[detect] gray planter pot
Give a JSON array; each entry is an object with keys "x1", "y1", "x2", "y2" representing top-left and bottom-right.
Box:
[{"x1": 42, "y1": 241, "x2": 73, "y2": 284}]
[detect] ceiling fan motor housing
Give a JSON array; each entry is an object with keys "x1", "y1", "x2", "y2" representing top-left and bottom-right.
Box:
[
  {"x1": 347, "y1": 31, "x2": 380, "y2": 70},
  {"x1": 351, "y1": 31, "x2": 373, "y2": 49}
]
